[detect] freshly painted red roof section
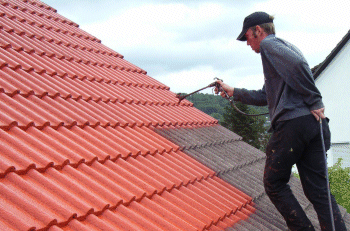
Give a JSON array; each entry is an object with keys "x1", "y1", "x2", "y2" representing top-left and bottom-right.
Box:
[{"x1": 0, "y1": 0, "x2": 255, "y2": 230}]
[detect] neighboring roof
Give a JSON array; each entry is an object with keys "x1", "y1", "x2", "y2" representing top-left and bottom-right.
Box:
[
  {"x1": 313, "y1": 29, "x2": 350, "y2": 79},
  {"x1": 0, "y1": 1, "x2": 349, "y2": 231}
]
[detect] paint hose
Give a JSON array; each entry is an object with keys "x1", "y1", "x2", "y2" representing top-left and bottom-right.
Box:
[{"x1": 319, "y1": 118, "x2": 335, "y2": 231}]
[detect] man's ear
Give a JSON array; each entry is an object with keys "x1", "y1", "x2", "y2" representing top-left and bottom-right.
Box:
[
  {"x1": 255, "y1": 25, "x2": 268, "y2": 39},
  {"x1": 255, "y1": 25, "x2": 263, "y2": 35}
]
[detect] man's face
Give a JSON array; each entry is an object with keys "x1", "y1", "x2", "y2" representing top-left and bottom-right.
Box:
[{"x1": 245, "y1": 29, "x2": 261, "y2": 53}]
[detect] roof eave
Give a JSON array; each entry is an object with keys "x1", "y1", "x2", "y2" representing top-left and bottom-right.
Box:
[{"x1": 313, "y1": 29, "x2": 350, "y2": 80}]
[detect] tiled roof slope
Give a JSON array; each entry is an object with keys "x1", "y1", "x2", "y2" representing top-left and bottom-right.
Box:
[
  {"x1": 0, "y1": 0, "x2": 257, "y2": 230},
  {"x1": 155, "y1": 126, "x2": 350, "y2": 230}
]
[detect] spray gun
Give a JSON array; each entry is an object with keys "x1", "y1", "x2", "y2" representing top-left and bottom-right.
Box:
[
  {"x1": 176, "y1": 77, "x2": 268, "y2": 117},
  {"x1": 176, "y1": 77, "x2": 223, "y2": 103}
]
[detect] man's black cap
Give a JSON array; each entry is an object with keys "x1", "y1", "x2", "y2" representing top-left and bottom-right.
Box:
[{"x1": 237, "y1": 12, "x2": 273, "y2": 41}]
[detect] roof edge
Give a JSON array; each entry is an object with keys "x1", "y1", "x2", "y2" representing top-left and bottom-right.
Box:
[{"x1": 313, "y1": 30, "x2": 350, "y2": 80}]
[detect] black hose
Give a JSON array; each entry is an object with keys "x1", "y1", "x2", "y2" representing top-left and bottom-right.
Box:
[{"x1": 319, "y1": 118, "x2": 335, "y2": 231}]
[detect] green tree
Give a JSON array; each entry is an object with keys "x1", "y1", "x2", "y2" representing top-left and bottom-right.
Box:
[
  {"x1": 328, "y1": 158, "x2": 350, "y2": 212},
  {"x1": 184, "y1": 93, "x2": 270, "y2": 150},
  {"x1": 211, "y1": 112, "x2": 223, "y2": 121},
  {"x1": 221, "y1": 101, "x2": 269, "y2": 150},
  {"x1": 184, "y1": 93, "x2": 227, "y2": 122}
]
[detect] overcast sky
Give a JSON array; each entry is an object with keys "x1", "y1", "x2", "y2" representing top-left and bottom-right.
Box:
[{"x1": 43, "y1": 0, "x2": 349, "y2": 94}]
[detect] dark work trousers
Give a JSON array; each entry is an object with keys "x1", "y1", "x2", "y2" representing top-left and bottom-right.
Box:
[{"x1": 264, "y1": 114, "x2": 347, "y2": 231}]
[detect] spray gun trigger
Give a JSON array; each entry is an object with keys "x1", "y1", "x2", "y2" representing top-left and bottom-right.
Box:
[{"x1": 212, "y1": 77, "x2": 223, "y2": 94}]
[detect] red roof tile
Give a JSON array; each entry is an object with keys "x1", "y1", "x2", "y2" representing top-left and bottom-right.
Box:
[{"x1": 0, "y1": 0, "x2": 255, "y2": 230}]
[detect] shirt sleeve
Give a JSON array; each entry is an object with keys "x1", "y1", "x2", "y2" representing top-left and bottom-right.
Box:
[
  {"x1": 233, "y1": 85, "x2": 268, "y2": 106},
  {"x1": 260, "y1": 39, "x2": 324, "y2": 110}
]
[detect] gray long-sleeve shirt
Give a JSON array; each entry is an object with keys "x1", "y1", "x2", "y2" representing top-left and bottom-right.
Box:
[{"x1": 233, "y1": 34, "x2": 324, "y2": 128}]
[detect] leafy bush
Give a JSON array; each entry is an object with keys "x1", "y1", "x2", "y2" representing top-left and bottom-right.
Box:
[{"x1": 329, "y1": 158, "x2": 350, "y2": 212}]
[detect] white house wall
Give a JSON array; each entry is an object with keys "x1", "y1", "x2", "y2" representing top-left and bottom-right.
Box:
[
  {"x1": 316, "y1": 39, "x2": 350, "y2": 167},
  {"x1": 315, "y1": 40, "x2": 350, "y2": 143}
]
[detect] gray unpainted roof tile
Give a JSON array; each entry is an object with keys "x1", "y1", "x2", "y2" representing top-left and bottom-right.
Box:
[{"x1": 155, "y1": 125, "x2": 350, "y2": 230}]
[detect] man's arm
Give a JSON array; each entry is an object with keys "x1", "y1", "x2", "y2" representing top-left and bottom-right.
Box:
[
  {"x1": 215, "y1": 80, "x2": 268, "y2": 106},
  {"x1": 214, "y1": 80, "x2": 234, "y2": 97}
]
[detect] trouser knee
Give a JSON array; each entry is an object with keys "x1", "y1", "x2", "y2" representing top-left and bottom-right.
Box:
[
  {"x1": 263, "y1": 174, "x2": 278, "y2": 198},
  {"x1": 263, "y1": 171, "x2": 291, "y2": 199}
]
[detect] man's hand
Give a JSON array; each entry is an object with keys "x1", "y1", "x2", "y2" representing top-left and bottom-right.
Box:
[
  {"x1": 214, "y1": 80, "x2": 234, "y2": 98},
  {"x1": 311, "y1": 108, "x2": 326, "y2": 121}
]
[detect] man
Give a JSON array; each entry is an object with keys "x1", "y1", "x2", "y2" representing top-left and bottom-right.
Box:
[{"x1": 216, "y1": 12, "x2": 347, "y2": 231}]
